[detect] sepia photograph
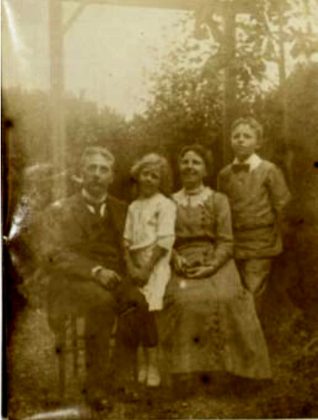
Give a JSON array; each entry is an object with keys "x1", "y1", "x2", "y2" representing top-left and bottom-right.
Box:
[{"x1": 2, "y1": 0, "x2": 318, "y2": 418}]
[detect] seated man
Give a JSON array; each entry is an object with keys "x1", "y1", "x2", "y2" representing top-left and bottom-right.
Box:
[{"x1": 44, "y1": 146, "x2": 133, "y2": 408}]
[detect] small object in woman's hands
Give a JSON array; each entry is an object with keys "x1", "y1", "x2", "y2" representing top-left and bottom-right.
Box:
[
  {"x1": 174, "y1": 254, "x2": 190, "y2": 274},
  {"x1": 185, "y1": 265, "x2": 215, "y2": 279},
  {"x1": 185, "y1": 266, "x2": 200, "y2": 278}
]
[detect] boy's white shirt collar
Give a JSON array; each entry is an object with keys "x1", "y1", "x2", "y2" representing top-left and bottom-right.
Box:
[{"x1": 233, "y1": 153, "x2": 262, "y2": 172}]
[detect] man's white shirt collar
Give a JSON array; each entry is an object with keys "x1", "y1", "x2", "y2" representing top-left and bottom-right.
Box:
[
  {"x1": 82, "y1": 189, "x2": 107, "y2": 217},
  {"x1": 233, "y1": 153, "x2": 262, "y2": 172}
]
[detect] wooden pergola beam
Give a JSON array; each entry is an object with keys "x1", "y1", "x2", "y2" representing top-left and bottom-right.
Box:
[
  {"x1": 61, "y1": 0, "x2": 254, "y2": 14},
  {"x1": 61, "y1": 0, "x2": 198, "y2": 10}
]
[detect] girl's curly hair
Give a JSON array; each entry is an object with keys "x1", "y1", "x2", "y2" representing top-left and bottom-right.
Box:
[{"x1": 130, "y1": 153, "x2": 173, "y2": 196}]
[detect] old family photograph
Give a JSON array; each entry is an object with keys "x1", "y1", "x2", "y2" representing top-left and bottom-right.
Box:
[{"x1": 3, "y1": 0, "x2": 318, "y2": 418}]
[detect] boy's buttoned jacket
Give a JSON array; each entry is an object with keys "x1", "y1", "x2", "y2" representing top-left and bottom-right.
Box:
[{"x1": 218, "y1": 158, "x2": 291, "y2": 259}]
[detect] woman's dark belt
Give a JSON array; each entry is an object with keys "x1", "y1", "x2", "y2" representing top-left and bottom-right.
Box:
[{"x1": 174, "y1": 236, "x2": 214, "y2": 249}]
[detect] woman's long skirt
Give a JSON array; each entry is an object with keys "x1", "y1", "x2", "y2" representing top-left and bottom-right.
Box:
[{"x1": 161, "y1": 243, "x2": 272, "y2": 379}]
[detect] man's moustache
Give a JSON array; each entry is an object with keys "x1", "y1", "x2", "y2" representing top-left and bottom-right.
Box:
[{"x1": 90, "y1": 182, "x2": 104, "y2": 188}]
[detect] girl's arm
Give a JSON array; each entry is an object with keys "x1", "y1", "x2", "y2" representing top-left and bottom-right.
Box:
[
  {"x1": 123, "y1": 245, "x2": 167, "y2": 287},
  {"x1": 123, "y1": 207, "x2": 141, "y2": 282},
  {"x1": 135, "y1": 198, "x2": 176, "y2": 282},
  {"x1": 123, "y1": 239, "x2": 164, "y2": 287},
  {"x1": 123, "y1": 241, "x2": 141, "y2": 283},
  {"x1": 142, "y1": 245, "x2": 168, "y2": 276}
]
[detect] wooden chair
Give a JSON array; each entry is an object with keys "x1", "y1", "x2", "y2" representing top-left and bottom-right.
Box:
[
  {"x1": 55, "y1": 315, "x2": 117, "y2": 401},
  {"x1": 55, "y1": 315, "x2": 86, "y2": 400}
]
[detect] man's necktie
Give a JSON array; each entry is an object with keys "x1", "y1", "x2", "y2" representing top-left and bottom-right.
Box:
[{"x1": 232, "y1": 163, "x2": 250, "y2": 173}]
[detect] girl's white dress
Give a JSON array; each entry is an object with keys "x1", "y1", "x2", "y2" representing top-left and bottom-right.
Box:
[{"x1": 124, "y1": 193, "x2": 176, "y2": 311}]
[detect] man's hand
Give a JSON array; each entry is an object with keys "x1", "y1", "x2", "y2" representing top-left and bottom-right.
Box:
[{"x1": 94, "y1": 268, "x2": 121, "y2": 290}]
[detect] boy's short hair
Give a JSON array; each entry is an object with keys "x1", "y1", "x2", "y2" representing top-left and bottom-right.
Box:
[
  {"x1": 131, "y1": 153, "x2": 172, "y2": 195},
  {"x1": 80, "y1": 146, "x2": 115, "y2": 168},
  {"x1": 231, "y1": 117, "x2": 264, "y2": 143}
]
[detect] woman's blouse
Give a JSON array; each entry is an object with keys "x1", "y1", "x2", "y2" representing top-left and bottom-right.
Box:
[{"x1": 173, "y1": 186, "x2": 233, "y2": 269}]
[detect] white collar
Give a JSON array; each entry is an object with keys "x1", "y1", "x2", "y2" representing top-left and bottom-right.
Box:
[
  {"x1": 233, "y1": 153, "x2": 262, "y2": 172},
  {"x1": 82, "y1": 188, "x2": 107, "y2": 205},
  {"x1": 173, "y1": 186, "x2": 213, "y2": 207},
  {"x1": 182, "y1": 183, "x2": 205, "y2": 196},
  {"x1": 137, "y1": 192, "x2": 162, "y2": 202},
  {"x1": 82, "y1": 189, "x2": 107, "y2": 217}
]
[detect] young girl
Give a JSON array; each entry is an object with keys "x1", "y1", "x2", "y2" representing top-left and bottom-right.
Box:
[{"x1": 123, "y1": 153, "x2": 176, "y2": 387}]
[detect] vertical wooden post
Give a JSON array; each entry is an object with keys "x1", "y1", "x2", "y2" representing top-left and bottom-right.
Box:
[
  {"x1": 222, "y1": 5, "x2": 236, "y2": 165},
  {"x1": 49, "y1": 0, "x2": 66, "y2": 198},
  {"x1": 278, "y1": 2, "x2": 287, "y2": 105},
  {"x1": 277, "y1": 2, "x2": 294, "y2": 185},
  {"x1": 277, "y1": 5, "x2": 288, "y2": 141}
]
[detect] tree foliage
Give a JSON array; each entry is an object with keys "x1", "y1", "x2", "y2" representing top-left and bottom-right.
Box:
[
  {"x1": 129, "y1": 0, "x2": 318, "y2": 177},
  {"x1": 3, "y1": 88, "x2": 133, "y2": 211},
  {"x1": 4, "y1": 1, "x2": 318, "y2": 196},
  {"x1": 197, "y1": 0, "x2": 318, "y2": 96}
]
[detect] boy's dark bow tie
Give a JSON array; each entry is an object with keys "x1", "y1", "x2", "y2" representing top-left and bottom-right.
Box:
[{"x1": 232, "y1": 163, "x2": 250, "y2": 173}]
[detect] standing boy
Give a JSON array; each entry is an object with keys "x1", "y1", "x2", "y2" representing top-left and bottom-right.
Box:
[{"x1": 218, "y1": 117, "x2": 291, "y2": 308}]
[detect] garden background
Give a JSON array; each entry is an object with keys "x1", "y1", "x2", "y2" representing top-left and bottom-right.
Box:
[{"x1": 3, "y1": 0, "x2": 318, "y2": 417}]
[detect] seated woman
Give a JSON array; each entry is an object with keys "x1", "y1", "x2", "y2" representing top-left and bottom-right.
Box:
[{"x1": 161, "y1": 145, "x2": 271, "y2": 391}]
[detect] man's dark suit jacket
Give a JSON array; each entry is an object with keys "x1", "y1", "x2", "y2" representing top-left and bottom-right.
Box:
[{"x1": 44, "y1": 192, "x2": 127, "y2": 329}]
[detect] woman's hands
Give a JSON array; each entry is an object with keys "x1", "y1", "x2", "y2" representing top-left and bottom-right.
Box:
[
  {"x1": 172, "y1": 252, "x2": 190, "y2": 275},
  {"x1": 172, "y1": 251, "x2": 217, "y2": 279},
  {"x1": 185, "y1": 265, "x2": 216, "y2": 279}
]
